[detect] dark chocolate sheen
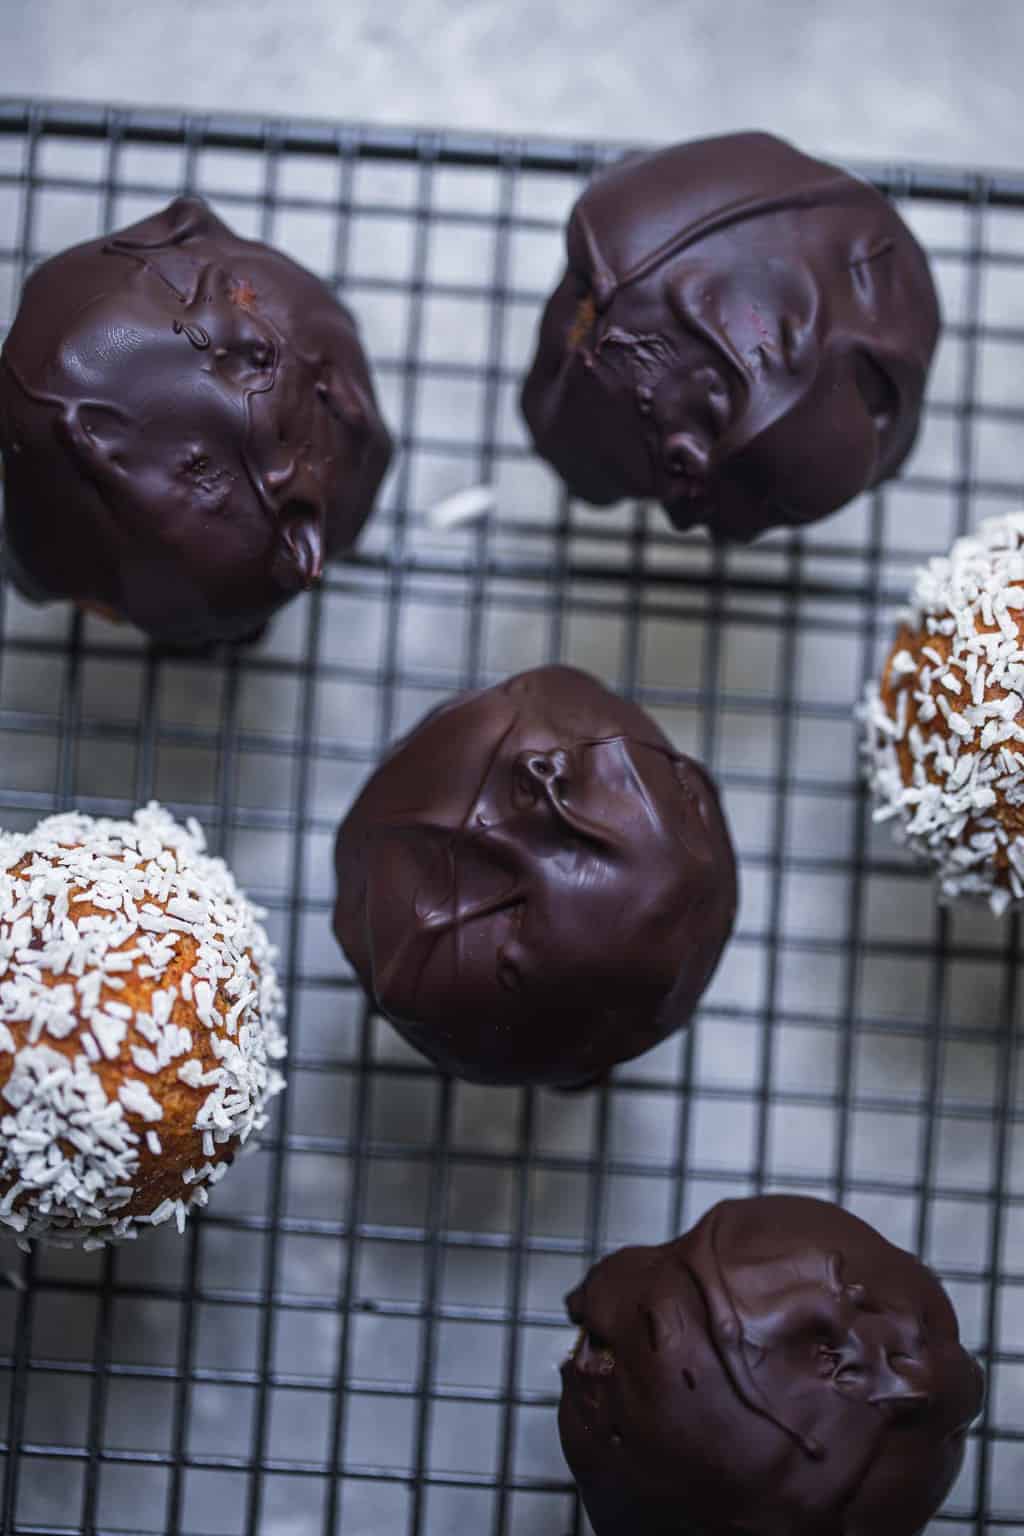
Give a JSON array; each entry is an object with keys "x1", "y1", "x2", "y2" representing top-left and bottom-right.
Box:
[
  {"x1": 0, "y1": 196, "x2": 391, "y2": 645},
  {"x1": 560, "y1": 1195, "x2": 984, "y2": 1536},
  {"x1": 521, "y1": 131, "x2": 940, "y2": 541},
  {"x1": 332, "y1": 665, "x2": 736, "y2": 1086}
]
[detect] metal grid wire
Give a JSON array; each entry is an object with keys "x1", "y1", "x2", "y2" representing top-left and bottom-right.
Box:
[{"x1": 0, "y1": 98, "x2": 1022, "y2": 1535}]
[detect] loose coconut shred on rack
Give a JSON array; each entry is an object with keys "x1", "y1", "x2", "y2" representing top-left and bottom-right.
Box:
[
  {"x1": 863, "y1": 512, "x2": 1024, "y2": 916},
  {"x1": 0, "y1": 803, "x2": 285, "y2": 1248}
]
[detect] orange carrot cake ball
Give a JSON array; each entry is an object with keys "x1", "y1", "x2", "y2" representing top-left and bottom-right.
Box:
[
  {"x1": 0, "y1": 803, "x2": 285, "y2": 1246},
  {"x1": 863, "y1": 512, "x2": 1024, "y2": 915}
]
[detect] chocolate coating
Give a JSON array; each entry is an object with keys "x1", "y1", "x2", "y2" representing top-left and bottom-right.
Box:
[
  {"x1": 332, "y1": 665, "x2": 736, "y2": 1086},
  {"x1": 0, "y1": 196, "x2": 391, "y2": 646},
  {"x1": 561, "y1": 1195, "x2": 984, "y2": 1536},
  {"x1": 522, "y1": 131, "x2": 939, "y2": 541}
]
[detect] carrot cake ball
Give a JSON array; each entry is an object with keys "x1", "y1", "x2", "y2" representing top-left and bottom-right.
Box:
[
  {"x1": 0, "y1": 803, "x2": 285, "y2": 1246},
  {"x1": 863, "y1": 511, "x2": 1024, "y2": 914}
]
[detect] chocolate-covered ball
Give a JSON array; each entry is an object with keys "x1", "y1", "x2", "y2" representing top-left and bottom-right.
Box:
[
  {"x1": 561, "y1": 1195, "x2": 983, "y2": 1536},
  {"x1": 522, "y1": 131, "x2": 939, "y2": 541},
  {"x1": 333, "y1": 665, "x2": 736, "y2": 1086},
  {"x1": 0, "y1": 196, "x2": 391, "y2": 646}
]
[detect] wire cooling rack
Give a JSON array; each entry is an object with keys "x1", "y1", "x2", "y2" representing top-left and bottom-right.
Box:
[{"x1": 0, "y1": 98, "x2": 1023, "y2": 1536}]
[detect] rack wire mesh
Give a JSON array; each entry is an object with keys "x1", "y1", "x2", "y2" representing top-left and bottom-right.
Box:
[{"x1": 0, "y1": 98, "x2": 1022, "y2": 1535}]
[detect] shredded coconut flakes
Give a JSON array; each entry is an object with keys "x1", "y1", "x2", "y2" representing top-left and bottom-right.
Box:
[
  {"x1": 0, "y1": 802, "x2": 285, "y2": 1245},
  {"x1": 861, "y1": 511, "x2": 1024, "y2": 915}
]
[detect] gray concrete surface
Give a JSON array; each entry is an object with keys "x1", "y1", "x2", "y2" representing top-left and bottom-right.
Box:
[{"x1": 1, "y1": 0, "x2": 1022, "y2": 171}]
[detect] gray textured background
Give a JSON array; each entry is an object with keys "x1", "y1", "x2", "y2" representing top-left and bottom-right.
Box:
[{"x1": 1, "y1": 0, "x2": 1022, "y2": 170}]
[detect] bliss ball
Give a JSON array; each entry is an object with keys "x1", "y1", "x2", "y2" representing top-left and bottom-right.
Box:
[
  {"x1": 521, "y1": 131, "x2": 939, "y2": 541},
  {"x1": 0, "y1": 803, "x2": 286, "y2": 1246},
  {"x1": 333, "y1": 665, "x2": 736, "y2": 1086},
  {"x1": 863, "y1": 511, "x2": 1024, "y2": 915},
  {"x1": 0, "y1": 195, "x2": 392, "y2": 647},
  {"x1": 560, "y1": 1195, "x2": 983, "y2": 1536}
]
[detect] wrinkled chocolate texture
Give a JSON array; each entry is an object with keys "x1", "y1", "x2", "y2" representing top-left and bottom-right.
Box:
[
  {"x1": 0, "y1": 196, "x2": 391, "y2": 645},
  {"x1": 561, "y1": 1194, "x2": 984, "y2": 1536},
  {"x1": 333, "y1": 665, "x2": 737, "y2": 1086},
  {"x1": 521, "y1": 131, "x2": 940, "y2": 541}
]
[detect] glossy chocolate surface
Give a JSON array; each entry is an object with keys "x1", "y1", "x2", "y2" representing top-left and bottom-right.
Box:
[
  {"x1": 333, "y1": 665, "x2": 736, "y2": 1085},
  {"x1": 561, "y1": 1195, "x2": 984, "y2": 1536},
  {"x1": 0, "y1": 196, "x2": 391, "y2": 645},
  {"x1": 521, "y1": 131, "x2": 939, "y2": 541}
]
